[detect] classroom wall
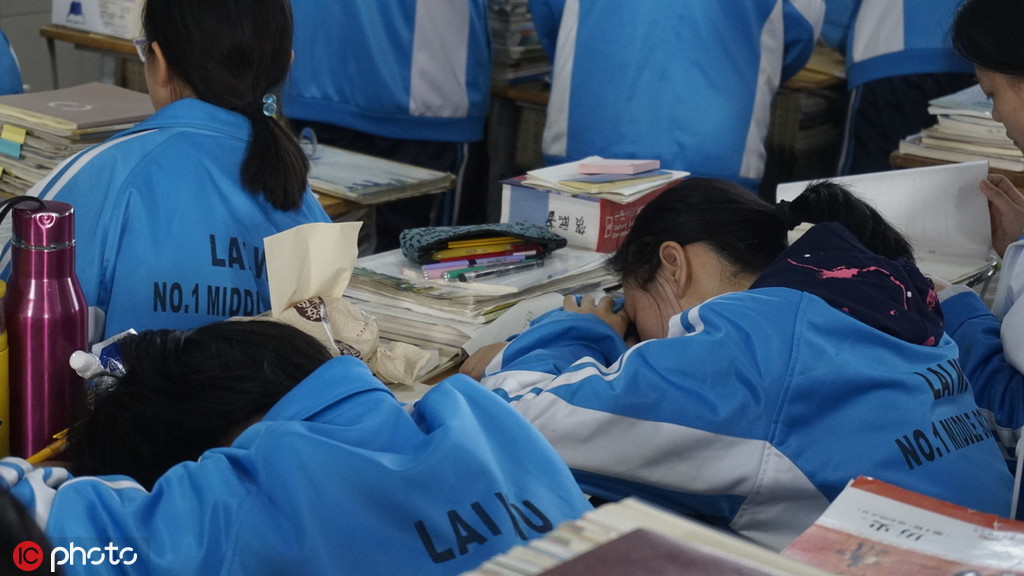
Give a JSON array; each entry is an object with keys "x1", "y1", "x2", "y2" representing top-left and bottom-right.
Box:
[{"x1": 1, "y1": 1, "x2": 105, "y2": 92}]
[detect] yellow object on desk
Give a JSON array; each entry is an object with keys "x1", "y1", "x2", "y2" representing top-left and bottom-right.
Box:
[{"x1": 27, "y1": 428, "x2": 68, "y2": 465}]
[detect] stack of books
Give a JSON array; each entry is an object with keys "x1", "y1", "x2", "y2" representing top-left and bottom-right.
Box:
[
  {"x1": 0, "y1": 82, "x2": 154, "y2": 195},
  {"x1": 898, "y1": 83, "x2": 1024, "y2": 172},
  {"x1": 344, "y1": 246, "x2": 615, "y2": 377},
  {"x1": 501, "y1": 157, "x2": 689, "y2": 252},
  {"x1": 488, "y1": 0, "x2": 552, "y2": 85}
]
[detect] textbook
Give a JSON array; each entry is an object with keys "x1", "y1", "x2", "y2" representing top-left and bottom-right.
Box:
[
  {"x1": 926, "y1": 83, "x2": 993, "y2": 120},
  {"x1": 523, "y1": 156, "x2": 688, "y2": 199},
  {"x1": 782, "y1": 476, "x2": 1024, "y2": 575},
  {"x1": 501, "y1": 178, "x2": 669, "y2": 253},
  {"x1": 776, "y1": 161, "x2": 996, "y2": 284},
  {"x1": 555, "y1": 170, "x2": 673, "y2": 194},
  {"x1": 0, "y1": 82, "x2": 154, "y2": 138},
  {"x1": 306, "y1": 144, "x2": 456, "y2": 204},
  {"x1": 463, "y1": 497, "x2": 833, "y2": 576}
]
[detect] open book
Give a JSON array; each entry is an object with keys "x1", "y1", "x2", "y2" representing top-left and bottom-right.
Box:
[
  {"x1": 307, "y1": 145, "x2": 456, "y2": 204},
  {"x1": 463, "y1": 497, "x2": 833, "y2": 576},
  {"x1": 776, "y1": 161, "x2": 995, "y2": 284}
]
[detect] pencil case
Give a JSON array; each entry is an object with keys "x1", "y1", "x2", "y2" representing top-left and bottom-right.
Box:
[{"x1": 399, "y1": 221, "x2": 568, "y2": 264}]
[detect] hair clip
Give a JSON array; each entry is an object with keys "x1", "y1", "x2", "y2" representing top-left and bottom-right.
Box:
[{"x1": 262, "y1": 94, "x2": 278, "y2": 117}]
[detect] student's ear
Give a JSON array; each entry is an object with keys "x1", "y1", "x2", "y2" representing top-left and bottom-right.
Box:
[
  {"x1": 659, "y1": 241, "x2": 691, "y2": 299},
  {"x1": 147, "y1": 41, "x2": 173, "y2": 91}
]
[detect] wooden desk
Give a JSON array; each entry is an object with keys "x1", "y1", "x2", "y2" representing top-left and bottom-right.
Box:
[
  {"x1": 890, "y1": 151, "x2": 1024, "y2": 189},
  {"x1": 39, "y1": 25, "x2": 138, "y2": 90}
]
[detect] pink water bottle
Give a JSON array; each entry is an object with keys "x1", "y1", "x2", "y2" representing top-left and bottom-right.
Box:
[{"x1": 5, "y1": 200, "x2": 87, "y2": 457}]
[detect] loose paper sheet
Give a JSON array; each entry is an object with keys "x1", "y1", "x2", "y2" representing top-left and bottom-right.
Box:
[
  {"x1": 264, "y1": 222, "x2": 361, "y2": 315},
  {"x1": 776, "y1": 161, "x2": 994, "y2": 283}
]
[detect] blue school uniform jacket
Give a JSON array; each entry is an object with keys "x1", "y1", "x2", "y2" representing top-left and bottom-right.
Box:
[
  {"x1": 0, "y1": 357, "x2": 592, "y2": 576},
  {"x1": 940, "y1": 241, "x2": 1024, "y2": 455},
  {"x1": 528, "y1": 0, "x2": 825, "y2": 190},
  {"x1": 0, "y1": 98, "x2": 330, "y2": 342},
  {"x1": 831, "y1": 0, "x2": 972, "y2": 88},
  {"x1": 479, "y1": 223, "x2": 1014, "y2": 550},
  {"x1": 0, "y1": 29, "x2": 21, "y2": 95},
  {"x1": 282, "y1": 0, "x2": 492, "y2": 142}
]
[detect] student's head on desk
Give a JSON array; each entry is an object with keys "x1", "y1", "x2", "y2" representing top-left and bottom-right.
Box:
[
  {"x1": 67, "y1": 319, "x2": 333, "y2": 490},
  {"x1": 605, "y1": 178, "x2": 915, "y2": 341},
  {"x1": 138, "y1": 0, "x2": 310, "y2": 211}
]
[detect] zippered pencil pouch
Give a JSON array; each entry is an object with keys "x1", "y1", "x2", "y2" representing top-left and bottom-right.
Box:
[{"x1": 399, "y1": 221, "x2": 568, "y2": 264}]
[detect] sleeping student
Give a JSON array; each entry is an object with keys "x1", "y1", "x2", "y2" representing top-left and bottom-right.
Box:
[
  {"x1": 464, "y1": 178, "x2": 1014, "y2": 550},
  {"x1": 0, "y1": 319, "x2": 592, "y2": 575},
  {"x1": 0, "y1": 0, "x2": 330, "y2": 343}
]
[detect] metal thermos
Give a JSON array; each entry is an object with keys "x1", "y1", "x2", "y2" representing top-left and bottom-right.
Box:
[{"x1": 5, "y1": 200, "x2": 87, "y2": 457}]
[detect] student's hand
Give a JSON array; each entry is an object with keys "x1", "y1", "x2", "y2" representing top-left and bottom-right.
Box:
[
  {"x1": 929, "y1": 276, "x2": 952, "y2": 293},
  {"x1": 980, "y1": 174, "x2": 1024, "y2": 258},
  {"x1": 562, "y1": 294, "x2": 631, "y2": 338},
  {"x1": 460, "y1": 342, "x2": 508, "y2": 381}
]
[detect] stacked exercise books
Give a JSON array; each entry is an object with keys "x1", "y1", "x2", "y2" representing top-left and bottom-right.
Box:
[
  {"x1": 488, "y1": 0, "x2": 551, "y2": 84},
  {"x1": 898, "y1": 83, "x2": 1024, "y2": 172},
  {"x1": 0, "y1": 82, "x2": 154, "y2": 195},
  {"x1": 344, "y1": 246, "x2": 614, "y2": 374}
]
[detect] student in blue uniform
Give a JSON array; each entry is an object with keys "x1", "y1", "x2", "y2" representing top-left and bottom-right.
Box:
[
  {"x1": 1, "y1": 319, "x2": 592, "y2": 575},
  {"x1": 527, "y1": 0, "x2": 825, "y2": 192},
  {"x1": 282, "y1": 0, "x2": 492, "y2": 252},
  {"x1": 0, "y1": 29, "x2": 22, "y2": 95},
  {"x1": 465, "y1": 178, "x2": 1015, "y2": 550},
  {"x1": 0, "y1": 0, "x2": 330, "y2": 344},
  {"x1": 826, "y1": 0, "x2": 975, "y2": 174},
  {"x1": 935, "y1": 0, "x2": 1024, "y2": 478}
]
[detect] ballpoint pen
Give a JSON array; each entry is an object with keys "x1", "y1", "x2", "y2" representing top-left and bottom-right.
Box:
[{"x1": 457, "y1": 258, "x2": 545, "y2": 282}]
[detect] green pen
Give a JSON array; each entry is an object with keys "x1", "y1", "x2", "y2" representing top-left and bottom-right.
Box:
[{"x1": 441, "y1": 264, "x2": 490, "y2": 282}]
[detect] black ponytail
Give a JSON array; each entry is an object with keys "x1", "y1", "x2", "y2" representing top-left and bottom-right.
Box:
[
  {"x1": 783, "y1": 180, "x2": 915, "y2": 263},
  {"x1": 142, "y1": 0, "x2": 309, "y2": 211}
]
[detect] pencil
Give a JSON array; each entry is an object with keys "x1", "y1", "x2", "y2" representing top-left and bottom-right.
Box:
[{"x1": 26, "y1": 428, "x2": 69, "y2": 465}]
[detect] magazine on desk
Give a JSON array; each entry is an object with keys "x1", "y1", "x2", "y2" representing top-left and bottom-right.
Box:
[{"x1": 776, "y1": 161, "x2": 996, "y2": 285}]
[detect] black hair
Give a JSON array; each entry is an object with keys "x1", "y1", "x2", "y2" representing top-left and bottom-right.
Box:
[
  {"x1": 67, "y1": 320, "x2": 334, "y2": 490},
  {"x1": 141, "y1": 0, "x2": 309, "y2": 211},
  {"x1": 953, "y1": 0, "x2": 1024, "y2": 77},
  {"x1": 608, "y1": 178, "x2": 914, "y2": 290},
  {"x1": 0, "y1": 489, "x2": 58, "y2": 574}
]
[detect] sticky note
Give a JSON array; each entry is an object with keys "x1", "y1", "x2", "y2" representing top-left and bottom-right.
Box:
[
  {"x1": 0, "y1": 139, "x2": 20, "y2": 159},
  {"x1": 1, "y1": 124, "x2": 27, "y2": 145}
]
